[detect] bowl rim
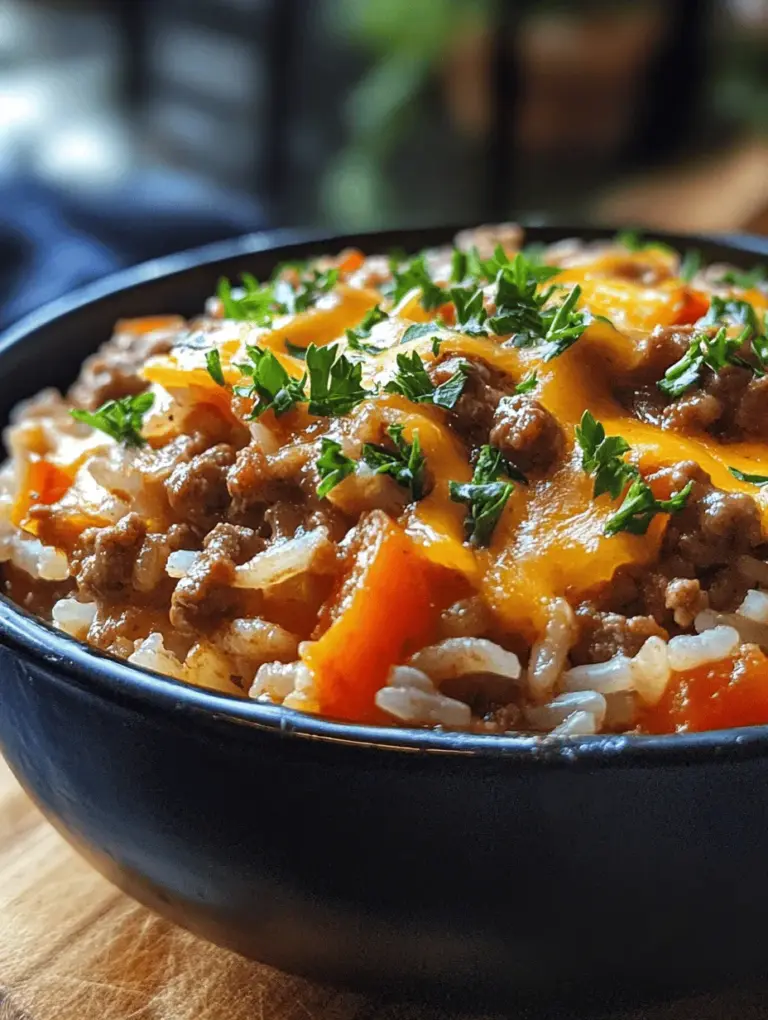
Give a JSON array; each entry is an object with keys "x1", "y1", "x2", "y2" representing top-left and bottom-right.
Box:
[{"x1": 4, "y1": 222, "x2": 768, "y2": 768}]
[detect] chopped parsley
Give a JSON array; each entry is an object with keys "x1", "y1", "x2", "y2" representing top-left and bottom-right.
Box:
[
  {"x1": 575, "y1": 410, "x2": 633, "y2": 499},
  {"x1": 217, "y1": 265, "x2": 339, "y2": 324},
  {"x1": 575, "y1": 410, "x2": 692, "y2": 536},
  {"x1": 362, "y1": 424, "x2": 427, "y2": 501},
  {"x1": 217, "y1": 274, "x2": 275, "y2": 324},
  {"x1": 235, "y1": 346, "x2": 306, "y2": 418},
  {"x1": 449, "y1": 444, "x2": 515, "y2": 546},
  {"x1": 384, "y1": 351, "x2": 469, "y2": 409},
  {"x1": 345, "y1": 304, "x2": 389, "y2": 355},
  {"x1": 401, "y1": 322, "x2": 439, "y2": 345},
  {"x1": 729, "y1": 467, "x2": 768, "y2": 487},
  {"x1": 604, "y1": 475, "x2": 693, "y2": 538},
  {"x1": 698, "y1": 295, "x2": 760, "y2": 334},
  {"x1": 389, "y1": 253, "x2": 445, "y2": 310},
  {"x1": 658, "y1": 326, "x2": 752, "y2": 398},
  {"x1": 205, "y1": 348, "x2": 226, "y2": 386},
  {"x1": 316, "y1": 438, "x2": 356, "y2": 498},
  {"x1": 718, "y1": 265, "x2": 766, "y2": 289},
  {"x1": 514, "y1": 370, "x2": 538, "y2": 394},
  {"x1": 449, "y1": 284, "x2": 489, "y2": 336},
  {"x1": 71, "y1": 392, "x2": 155, "y2": 447},
  {"x1": 481, "y1": 253, "x2": 586, "y2": 358},
  {"x1": 615, "y1": 229, "x2": 676, "y2": 258},
  {"x1": 284, "y1": 341, "x2": 309, "y2": 360},
  {"x1": 273, "y1": 267, "x2": 339, "y2": 315},
  {"x1": 679, "y1": 249, "x2": 702, "y2": 284},
  {"x1": 306, "y1": 343, "x2": 368, "y2": 417}
]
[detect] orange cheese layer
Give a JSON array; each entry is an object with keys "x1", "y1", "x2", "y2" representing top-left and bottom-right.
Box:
[{"x1": 27, "y1": 249, "x2": 768, "y2": 644}]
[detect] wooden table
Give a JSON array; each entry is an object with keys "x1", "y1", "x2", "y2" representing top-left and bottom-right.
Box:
[{"x1": 2, "y1": 757, "x2": 768, "y2": 1020}]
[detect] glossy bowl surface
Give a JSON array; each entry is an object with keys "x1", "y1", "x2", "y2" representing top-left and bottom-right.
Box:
[{"x1": 2, "y1": 225, "x2": 768, "y2": 1008}]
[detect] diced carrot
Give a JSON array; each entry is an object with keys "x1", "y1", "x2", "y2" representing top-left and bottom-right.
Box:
[
  {"x1": 303, "y1": 511, "x2": 440, "y2": 722},
  {"x1": 639, "y1": 646, "x2": 768, "y2": 734},
  {"x1": 672, "y1": 288, "x2": 710, "y2": 325},
  {"x1": 12, "y1": 458, "x2": 73, "y2": 528},
  {"x1": 337, "y1": 248, "x2": 366, "y2": 275}
]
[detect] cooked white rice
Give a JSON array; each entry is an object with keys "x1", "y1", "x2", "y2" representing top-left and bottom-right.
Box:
[{"x1": 409, "y1": 637, "x2": 521, "y2": 683}]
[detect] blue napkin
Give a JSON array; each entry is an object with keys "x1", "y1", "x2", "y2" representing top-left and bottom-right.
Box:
[{"x1": 0, "y1": 170, "x2": 267, "y2": 331}]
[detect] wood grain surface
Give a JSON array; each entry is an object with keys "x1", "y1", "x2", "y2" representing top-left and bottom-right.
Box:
[{"x1": 2, "y1": 757, "x2": 768, "y2": 1020}]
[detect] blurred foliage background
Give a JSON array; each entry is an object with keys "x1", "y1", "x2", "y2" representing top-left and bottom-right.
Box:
[{"x1": 0, "y1": 0, "x2": 767, "y2": 323}]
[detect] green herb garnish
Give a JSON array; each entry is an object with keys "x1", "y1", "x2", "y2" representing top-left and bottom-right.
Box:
[
  {"x1": 384, "y1": 351, "x2": 469, "y2": 409},
  {"x1": 514, "y1": 371, "x2": 538, "y2": 394},
  {"x1": 575, "y1": 410, "x2": 692, "y2": 536},
  {"x1": 401, "y1": 322, "x2": 438, "y2": 345},
  {"x1": 575, "y1": 410, "x2": 634, "y2": 499},
  {"x1": 658, "y1": 326, "x2": 751, "y2": 398},
  {"x1": 205, "y1": 348, "x2": 226, "y2": 386},
  {"x1": 728, "y1": 467, "x2": 768, "y2": 487},
  {"x1": 284, "y1": 341, "x2": 309, "y2": 360},
  {"x1": 449, "y1": 444, "x2": 515, "y2": 546},
  {"x1": 679, "y1": 249, "x2": 702, "y2": 284},
  {"x1": 698, "y1": 295, "x2": 760, "y2": 334},
  {"x1": 217, "y1": 274, "x2": 275, "y2": 324},
  {"x1": 316, "y1": 439, "x2": 356, "y2": 498},
  {"x1": 306, "y1": 343, "x2": 368, "y2": 417},
  {"x1": 362, "y1": 424, "x2": 427, "y2": 501},
  {"x1": 718, "y1": 265, "x2": 767, "y2": 289},
  {"x1": 389, "y1": 254, "x2": 445, "y2": 310},
  {"x1": 449, "y1": 284, "x2": 488, "y2": 336},
  {"x1": 604, "y1": 475, "x2": 693, "y2": 538},
  {"x1": 71, "y1": 392, "x2": 155, "y2": 447},
  {"x1": 615, "y1": 230, "x2": 676, "y2": 258},
  {"x1": 273, "y1": 267, "x2": 339, "y2": 315},
  {"x1": 235, "y1": 347, "x2": 306, "y2": 418},
  {"x1": 346, "y1": 304, "x2": 389, "y2": 355}
]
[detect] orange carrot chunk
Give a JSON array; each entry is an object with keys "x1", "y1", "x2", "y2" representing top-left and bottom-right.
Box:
[
  {"x1": 640, "y1": 646, "x2": 768, "y2": 733},
  {"x1": 304, "y1": 510, "x2": 439, "y2": 722}
]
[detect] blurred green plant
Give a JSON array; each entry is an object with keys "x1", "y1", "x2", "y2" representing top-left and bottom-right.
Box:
[{"x1": 322, "y1": 0, "x2": 493, "y2": 229}]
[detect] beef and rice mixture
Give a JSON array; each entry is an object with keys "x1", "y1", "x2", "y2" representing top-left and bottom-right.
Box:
[{"x1": 5, "y1": 226, "x2": 768, "y2": 737}]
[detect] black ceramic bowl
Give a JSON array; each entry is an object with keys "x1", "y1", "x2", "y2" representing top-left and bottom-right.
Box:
[{"x1": 2, "y1": 226, "x2": 768, "y2": 1009}]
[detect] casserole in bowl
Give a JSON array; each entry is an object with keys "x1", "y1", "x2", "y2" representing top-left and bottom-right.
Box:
[{"x1": 1, "y1": 225, "x2": 768, "y2": 1006}]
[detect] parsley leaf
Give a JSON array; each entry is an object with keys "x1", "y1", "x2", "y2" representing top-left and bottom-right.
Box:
[
  {"x1": 615, "y1": 230, "x2": 677, "y2": 258},
  {"x1": 306, "y1": 343, "x2": 368, "y2": 417},
  {"x1": 346, "y1": 304, "x2": 389, "y2": 355},
  {"x1": 384, "y1": 351, "x2": 469, "y2": 409},
  {"x1": 205, "y1": 348, "x2": 226, "y2": 386},
  {"x1": 362, "y1": 424, "x2": 427, "y2": 501},
  {"x1": 449, "y1": 444, "x2": 515, "y2": 546},
  {"x1": 539, "y1": 284, "x2": 587, "y2": 361},
  {"x1": 698, "y1": 295, "x2": 760, "y2": 334},
  {"x1": 235, "y1": 346, "x2": 306, "y2": 418},
  {"x1": 401, "y1": 322, "x2": 438, "y2": 345},
  {"x1": 515, "y1": 370, "x2": 538, "y2": 394},
  {"x1": 575, "y1": 410, "x2": 633, "y2": 499},
  {"x1": 389, "y1": 253, "x2": 445, "y2": 310},
  {"x1": 71, "y1": 392, "x2": 155, "y2": 447},
  {"x1": 316, "y1": 438, "x2": 356, "y2": 498},
  {"x1": 273, "y1": 267, "x2": 339, "y2": 315},
  {"x1": 487, "y1": 252, "x2": 560, "y2": 339},
  {"x1": 451, "y1": 248, "x2": 468, "y2": 283},
  {"x1": 658, "y1": 326, "x2": 751, "y2": 398},
  {"x1": 718, "y1": 265, "x2": 767, "y2": 289},
  {"x1": 449, "y1": 284, "x2": 488, "y2": 336},
  {"x1": 605, "y1": 476, "x2": 693, "y2": 537},
  {"x1": 575, "y1": 410, "x2": 692, "y2": 536},
  {"x1": 217, "y1": 274, "x2": 275, "y2": 324},
  {"x1": 284, "y1": 341, "x2": 308, "y2": 360},
  {"x1": 729, "y1": 467, "x2": 768, "y2": 487},
  {"x1": 679, "y1": 249, "x2": 702, "y2": 284}
]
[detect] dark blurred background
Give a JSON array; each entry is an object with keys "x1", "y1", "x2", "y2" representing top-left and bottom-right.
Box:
[{"x1": 1, "y1": 0, "x2": 768, "y2": 327}]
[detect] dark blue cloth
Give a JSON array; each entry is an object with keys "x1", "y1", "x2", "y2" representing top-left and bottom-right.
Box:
[{"x1": 0, "y1": 171, "x2": 267, "y2": 331}]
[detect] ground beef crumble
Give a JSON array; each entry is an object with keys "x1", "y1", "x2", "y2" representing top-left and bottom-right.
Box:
[{"x1": 169, "y1": 523, "x2": 264, "y2": 635}]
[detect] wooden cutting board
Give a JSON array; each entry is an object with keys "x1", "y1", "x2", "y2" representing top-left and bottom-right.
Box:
[{"x1": 1, "y1": 755, "x2": 767, "y2": 1020}]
